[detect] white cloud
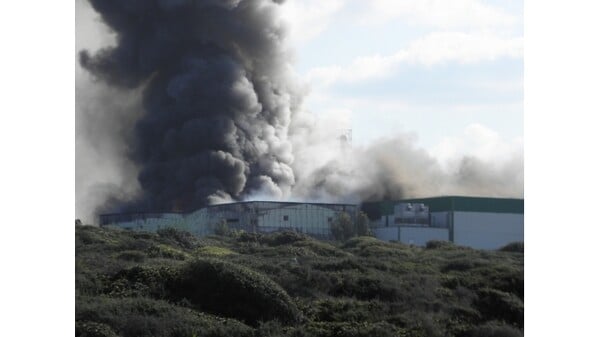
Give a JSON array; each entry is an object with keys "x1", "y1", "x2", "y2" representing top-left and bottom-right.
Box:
[
  {"x1": 279, "y1": 0, "x2": 346, "y2": 45},
  {"x1": 306, "y1": 32, "x2": 523, "y2": 86},
  {"x1": 362, "y1": 0, "x2": 518, "y2": 30},
  {"x1": 403, "y1": 32, "x2": 523, "y2": 65},
  {"x1": 476, "y1": 78, "x2": 524, "y2": 93},
  {"x1": 428, "y1": 123, "x2": 523, "y2": 167}
]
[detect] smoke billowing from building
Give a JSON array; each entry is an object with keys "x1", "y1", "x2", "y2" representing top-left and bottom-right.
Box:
[
  {"x1": 76, "y1": 0, "x2": 523, "y2": 221},
  {"x1": 289, "y1": 130, "x2": 523, "y2": 204},
  {"x1": 80, "y1": 0, "x2": 300, "y2": 213}
]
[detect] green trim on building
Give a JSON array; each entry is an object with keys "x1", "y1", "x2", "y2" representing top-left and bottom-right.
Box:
[{"x1": 362, "y1": 196, "x2": 524, "y2": 219}]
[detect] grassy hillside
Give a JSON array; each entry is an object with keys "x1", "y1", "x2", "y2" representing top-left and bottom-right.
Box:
[{"x1": 76, "y1": 225, "x2": 524, "y2": 337}]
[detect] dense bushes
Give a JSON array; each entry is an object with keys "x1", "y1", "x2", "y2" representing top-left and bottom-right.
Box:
[
  {"x1": 76, "y1": 296, "x2": 253, "y2": 337},
  {"x1": 76, "y1": 321, "x2": 118, "y2": 337},
  {"x1": 499, "y1": 242, "x2": 524, "y2": 253},
  {"x1": 475, "y1": 288, "x2": 524, "y2": 326},
  {"x1": 103, "y1": 259, "x2": 301, "y2": 325},
  {"x1": 426, "y1": 240, "x2": 455, "y2": 249},
  {"x1": 468, "y1": 321, "x2": 523, "y2": 337},
  {"x1": 170, "y1": 258, "x2": 302, "y2": 325},
  {"x1": 259, "y1": 231, "x2": 308, "y2": 246},
  {"x1": 105, "y1": 266, "x2": 178, "y2": 298},
  {"x1": 305, "y1": 299, "x2": 387, "y2": 323},
  {"x1": 116, "y1": 250, "x2": 146, "y2": 262},
  {"x1": 76, "y1": 225, "x2": 523, "y2": 337},
  {"x1": 329, "y1": 274, "x2": 399, "y2": 301},
  {"x1": 156, "y1": 227, "x2": 198, "y2": 249},
  {"x1": 146, "y1": 244, "x2": 188, "y2": 260},
  {"x1": 290, "y1": 321, "x2": 405, "y2": 337}
]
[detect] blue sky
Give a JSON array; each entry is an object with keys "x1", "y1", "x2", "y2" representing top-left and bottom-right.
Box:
[{"x1": 280, "y1": 0, "x2": 523, "y2": 162}]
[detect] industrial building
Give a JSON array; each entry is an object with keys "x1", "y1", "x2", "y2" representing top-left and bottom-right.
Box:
[
  {"x1": 100, "y1": 196, "x2": 523, "y2": 250},
  {"x1": 100, "y1": 201, "x2": 358, "y2": 240},
  {"x1": 362, "y1": 196, "x2": 524, "y2": 250}
]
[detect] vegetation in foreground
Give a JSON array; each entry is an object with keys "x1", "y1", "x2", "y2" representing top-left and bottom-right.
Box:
[{"x1": 76, "y1": 225, "x2": 524, "y2": 337}]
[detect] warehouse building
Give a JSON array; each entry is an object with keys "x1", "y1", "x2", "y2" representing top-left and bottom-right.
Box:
[
  {"x1": 99, "y1": 201, "x2": 357, "y2": 240},
  {"x1": 99, "y1": 196, "x2": 523, "y2": 249},
  {"x1": 362, "y1": 196, "x2": 524, "y2": 249}
]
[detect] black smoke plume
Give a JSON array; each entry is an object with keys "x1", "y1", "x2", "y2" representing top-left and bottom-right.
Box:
[{"x1": 80, "y1": 0, "x2": 299, "y2": 212}]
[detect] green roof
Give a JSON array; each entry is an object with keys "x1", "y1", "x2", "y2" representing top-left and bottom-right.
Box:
[{"x1": 362, "y1": 196, "x2": 524, "y2": 218}]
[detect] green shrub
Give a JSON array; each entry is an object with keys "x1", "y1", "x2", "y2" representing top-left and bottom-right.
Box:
[
  {"x1": 260, "y1": 231, "x2": 308, "y2": 246},
  {"x1": 77, "y1": 227, "x2": 113, "y2": 245},
  {"x1": 475, "y1": 288, "x2": 523, "y2": 326},
  {"x1": 195, "y1": 245, "x2": 236, "y2": 256},
  {"x1": 499, "y1": 242, "x2": 524, "y2": 253},
  {"x1": 355, "y1": 212, "x2": 371, "y2": 237},
  {"x1": 118, "y1": 236, "x2": 155, "y2": 251},
  {"x1": 254, "y1": 320, "x2": 289, "y2": 337},
  {"x1": 342, "y1": 237, "x2": 413, "y2": 259},
  {"x1": 289, "y1": 321, "x2": 406, "y2": 337},
  {"x1": 311, "y1": 258, "x2": 365, "y2": 272},
  {"x1": 307, "y1": 299, "x2": 386, "y2": 323},
  {"x1": 214, "y1": 220, "x2": 230, "y2": 236},
  {"x1": 157, "y1": 227, "x2": 197, "y2": 249},
  {"x1": 106, "y1": 266, "x2": 179, "y2": 298},
  {"x1": 342, "y1": 236, "x2": 381, "y2": 249},
  {"x1": 116, "y1": 250, "x2": 146, "y2": 263},
  {"x1": 468, "y1": 264, "x2": 524, "y2": 299},
  {"x1": 236, "y1": 231, "x2": 261, "y2": 243},
  {"x1": 169, "y1": 258, "x2": 302, "y2": 325},
  {"x1": 329, "y1": 274, "x2": 399, "y2": 301},
  {"x1": 146, "y1": 244, "x2": 188, "y2": 260},
  {"x1": 292, "y1": 240, "x2": 349, "y2": 258},
  {"x1": 388, "y1": 310, "x2": 446, "y2": 337},
  {"x1": 76, "y1": 321, "x2": 118, "y2": 337},
  {"x1": 76, "y1": 296, "x2": 253, "y2": 337},
  {"x1": 425, "y1": 240, "x2": 454, "y2": 249},
  {"x1": 131, "y1": 232, "x2": 156, "y2": 240},
  {"x1": 468, "y1": 321, "x2": 523, "y2": 337},
  {"x1": 75, "y1": 225, "x2": 524, "y2": 336},
  {"x1": 441, "y1": 258, "x2": 489, "y2": 272}
]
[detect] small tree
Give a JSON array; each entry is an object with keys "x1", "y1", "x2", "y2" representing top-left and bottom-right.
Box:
[
  {"x1": 214, "y1": 219, "x2": 229, "y2": 236},
  {"x1": 355, "y1": 212, "x2": 371, "y2": 236},
  {"x1": 331, "y1": 212, "x2": 354, "y2": 241}
]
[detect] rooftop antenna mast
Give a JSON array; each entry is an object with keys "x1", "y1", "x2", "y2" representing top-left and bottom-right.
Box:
[{"x1": 338, "y1": 128, "x2": 352, "y2": 151}]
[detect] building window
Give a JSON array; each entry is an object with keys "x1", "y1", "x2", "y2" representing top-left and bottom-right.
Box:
[
  {"x1": 283, "y1": 215, "x2": 289, "y2": 221},
  {"x1": 327, "y1": 217, "x2": 333, "y2": 223}
]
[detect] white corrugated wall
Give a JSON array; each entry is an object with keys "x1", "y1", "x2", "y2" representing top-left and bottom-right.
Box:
[
  {"x1": 373, "y1": 226, "x2": 449, "y2": 246},
  {"x1": 453, "y1": 212, "x2": 523, "y2": 249}
]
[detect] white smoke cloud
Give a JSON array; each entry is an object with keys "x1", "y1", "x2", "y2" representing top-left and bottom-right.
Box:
[
  {"x1": 290, "y1": 122, "x2": 523, "y2": 202},
  {"x1": 76, "y1": 0, "x2": 142, "y2": 223},
  {"x1": 279, "y1": 0, "x2": 347, "y2": 45}
]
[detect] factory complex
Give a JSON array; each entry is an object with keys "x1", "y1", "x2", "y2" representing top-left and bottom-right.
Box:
[
  {"x1": 100, "y1": 196, "x2": 523, "y2": 250},
  {"x1": 362, "y1": 196, "x2": 524, "y2": 250},
  {"x1": 100, "y1": 201, "x2": 358, "y2": 240}
]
